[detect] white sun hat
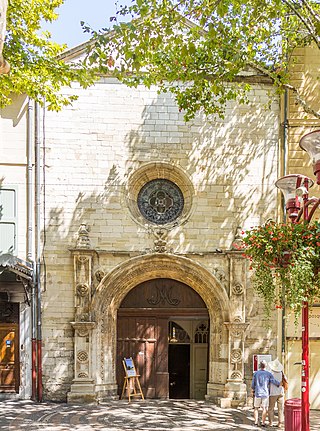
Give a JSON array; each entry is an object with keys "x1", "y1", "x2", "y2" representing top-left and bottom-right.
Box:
[{"x1": 268, "y1": 358, "x2": 283, "y2": 372}]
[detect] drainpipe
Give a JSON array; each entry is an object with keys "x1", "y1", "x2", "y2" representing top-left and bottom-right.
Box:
[
  {"x1": 27, "y1": 99, "x2": 37, "y2": 401},
  {"x1": 35, "y1": 101, "x2": 43, "y2": 402}
]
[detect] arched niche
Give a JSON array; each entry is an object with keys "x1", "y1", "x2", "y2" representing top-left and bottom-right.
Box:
[{"x1": 91, "y1": 253, "x2": 230, "y2": 400}]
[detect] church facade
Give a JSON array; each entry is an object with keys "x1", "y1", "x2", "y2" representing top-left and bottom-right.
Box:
[{"x1": 1, "y1": 42, "x2": 319, "y2": 407}]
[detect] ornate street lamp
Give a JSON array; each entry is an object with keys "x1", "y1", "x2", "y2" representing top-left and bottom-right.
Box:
[
  {"x1": 275, "y1": 174, "x2": 314, "y2": 220},
  {"x1": 300, "y1": 130, "x2": 320, "y2": 185},
  {"x1": 275, "y1": 130, "x2": 320, "y2": 431}
]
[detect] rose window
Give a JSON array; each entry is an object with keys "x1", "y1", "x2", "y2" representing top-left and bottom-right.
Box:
[{"x1": 137, "y1": 179, "x2": 184, "y2": 225}]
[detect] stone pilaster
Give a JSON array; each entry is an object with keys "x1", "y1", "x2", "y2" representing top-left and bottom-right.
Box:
[
  {"x1": 221, "y1": 253, "x2": 248, "y2": 407},
  {"x1": 67, "y1": 321, "x2": 96, "y2": 403},
  {"x1": 223, "y1": 321, "x2": 249, "y2": 406},
  {"x1": 67, "y1": 239, "x2": 97, "y2": 403}
]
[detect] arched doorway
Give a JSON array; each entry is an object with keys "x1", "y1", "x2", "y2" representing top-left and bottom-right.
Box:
[{"x1": 116, "y1": 278, "x2": 209, "y2": 399}]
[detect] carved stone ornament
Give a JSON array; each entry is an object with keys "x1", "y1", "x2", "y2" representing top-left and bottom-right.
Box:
[
  {"x1": 76, "y1": 223, "x2": 91, "y2": 249},
  {"x1": 225, "y1": 321, "x2": 249, "y2": 339},
  {"x1": 230, "y1": 348, "x2": 242, "y2": 364},
  {"x1": 212, "y1": 267, "x2": 227, "y2": 286},
  {"x1": 153, "y1": 228, "x2": 168, "y2": 253},
  {"x1": 95, "y1": 269, "x2": 105, "y2": 283},
  {"x1": 230, "y1": 371, "x2": 243, "y2": 380},
  {"x1": 77, "y1": 372, "x2": 89, "y2": 378},
  {"x1": 76, "y1": 328, "x2": 90, "y2": 337},
  {"x1": 79, "y1": 313, "x2": 90, "y2": 322},
  {"x1": 76, "y1": 283, "x2": 89, "y2": 297},
  {"x1": 77, "y1": 350, "x2": 89, "y2": 363},
  {"x1": 232, "y1": 282, "x2": 244, "y2": 295},
  {"x1": 71, "y1": 321, "x2": 96, "y2": 335}
]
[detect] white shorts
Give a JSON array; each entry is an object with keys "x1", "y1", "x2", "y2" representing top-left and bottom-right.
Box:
[{"x1": 254, "y1": 397, "x2": 269, "y2": 409}]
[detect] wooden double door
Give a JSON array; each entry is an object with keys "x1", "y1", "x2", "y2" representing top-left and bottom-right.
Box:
[{"x1": 116, "y1": 279, "x2": 209, "y2": 399}]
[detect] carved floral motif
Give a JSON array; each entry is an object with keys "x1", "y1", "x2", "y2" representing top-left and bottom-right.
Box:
[
  {"x1": 77, "y1": 350, "x2": 89, "y2": 363},
  {"x1": 232, "y1": 282, "x2": 244, "y2": 296},
  {"x1": 230, "y1": 348, "x2": 242, "y2": 364}
]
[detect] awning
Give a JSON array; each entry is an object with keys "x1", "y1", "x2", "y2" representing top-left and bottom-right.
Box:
[{"x1": 0, "y1": 254, "x2": 34, "y2": 304}]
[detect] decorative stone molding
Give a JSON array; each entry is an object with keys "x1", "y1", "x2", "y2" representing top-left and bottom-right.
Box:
[
  {"x1": 73, "y1": 252, "x2": 93, "y2": 321},
  {"x1": 153, "y1": 228, "x2": 168, "y2": 253},
  {"x1": 212, "y1": 267, "x2": 227, "y2": 289},
  {"x1": 228, "y1": 322, "x2": 248, "y2": 339},
  {"x1": 228, "y1": 254, "x2": 247, "y2": 325},
  {"x1": 76, "y1": 223, "x2": 91, "y2": 249}
]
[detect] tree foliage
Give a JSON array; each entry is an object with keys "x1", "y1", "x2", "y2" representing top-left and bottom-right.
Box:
[
  {"x1": 86, "y1": 0, "x2": 320, "y2": 120},
  {"x1": 0, "y1": 0, "x2": 10, "y2": 73},
  {"x1": 0, "y1": 0, "x2": 94, "y2": 110}
]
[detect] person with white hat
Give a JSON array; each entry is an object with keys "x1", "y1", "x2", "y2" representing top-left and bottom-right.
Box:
[
  {"x1": 268, "y1": 358, "x2": 287, "y2": 428},
  {"x1": 251, "y1": 360, "x2": 281, "y2": 427}
]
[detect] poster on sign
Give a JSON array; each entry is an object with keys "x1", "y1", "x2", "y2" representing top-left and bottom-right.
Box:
[
  {"x1": 253, "y1": 354, "x2": 272, "y2": 372},
  {"x1": 123, "y1": 357, "x2": 137, "y2": 377}
]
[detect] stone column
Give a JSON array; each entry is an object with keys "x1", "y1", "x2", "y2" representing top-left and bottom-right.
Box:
[
  {"x1": 67, "y1": 226, "x2": 97, "y2": 403},
  {"x1": 222, "y1": 253, "x2": 248, "y2": 407}
]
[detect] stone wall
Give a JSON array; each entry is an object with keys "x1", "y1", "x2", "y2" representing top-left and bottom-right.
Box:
[{"x1": 40, "y1": 77, "x2": 280, "y2": 401}]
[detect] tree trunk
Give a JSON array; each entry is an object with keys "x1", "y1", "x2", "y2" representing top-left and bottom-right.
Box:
[{"x1": 0, "y1": 0, "x2": 10, "y2": 74}]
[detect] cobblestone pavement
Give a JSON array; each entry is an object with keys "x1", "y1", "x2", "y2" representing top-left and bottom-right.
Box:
[{"x1": 0, "y1": 399, "x2": 319, "y2": 431}]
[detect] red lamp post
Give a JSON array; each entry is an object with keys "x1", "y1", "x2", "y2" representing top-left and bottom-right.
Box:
[{"x1": 274, "y1": 130, "x2": 320, "y2": 431}]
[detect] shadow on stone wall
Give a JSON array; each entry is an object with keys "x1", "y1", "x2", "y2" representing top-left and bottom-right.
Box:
[{"x1": 41, "y1": 84, "x2": 279, "y2": 401}]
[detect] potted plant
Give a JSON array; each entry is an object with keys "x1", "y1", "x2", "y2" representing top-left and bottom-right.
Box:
[{"x1": 238, "y1": 221, "x2": 320, "y2": 319}]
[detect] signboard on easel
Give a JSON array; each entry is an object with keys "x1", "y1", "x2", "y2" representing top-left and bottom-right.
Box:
[
  {"x1": 121, "y1": 357, "x2": 144, "y2": 401},
  {"x1": 123, "y1": 357, "x2": 137, "y2": 378}
]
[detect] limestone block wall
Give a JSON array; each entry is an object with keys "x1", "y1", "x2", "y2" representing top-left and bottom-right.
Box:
[{"x1": 40, "y1": 77, "x2": 280, "y2": 400}]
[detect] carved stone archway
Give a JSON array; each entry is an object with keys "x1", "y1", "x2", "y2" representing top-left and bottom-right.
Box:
[
  {"x1": 90, "y1": 253, "x2": 230, "y2": 402},
  {"x1": 67, "y1": 251, "x2": 249, "y2": 404}
]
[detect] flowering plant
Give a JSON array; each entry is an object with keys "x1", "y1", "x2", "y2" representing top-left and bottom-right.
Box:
[{"x1": 239, "y1": 221, "x2": 320, "y2": 318}]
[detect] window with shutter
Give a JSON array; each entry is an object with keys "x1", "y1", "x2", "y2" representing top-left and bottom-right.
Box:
[{"x1": 0, "y1": 188, "x2": 17, "y2": 255}]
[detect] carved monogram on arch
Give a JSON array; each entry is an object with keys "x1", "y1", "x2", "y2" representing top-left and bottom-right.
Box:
[{"x1": 147, "y1": 286, "x2": 180, "y2": 306}]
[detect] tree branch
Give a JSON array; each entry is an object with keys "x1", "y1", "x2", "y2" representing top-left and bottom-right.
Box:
[{"x1": 282, "y1": 0, "x2": 320, "y2": 49}]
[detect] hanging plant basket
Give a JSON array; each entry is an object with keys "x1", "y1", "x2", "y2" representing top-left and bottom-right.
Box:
[{"x1": 237, "y1": 221, "x2": 320, "y2": 319}]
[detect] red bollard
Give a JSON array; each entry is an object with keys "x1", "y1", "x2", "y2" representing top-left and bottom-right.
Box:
[{"x1": 285, "y1": 398, "x2": 302, "y2": 431}]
